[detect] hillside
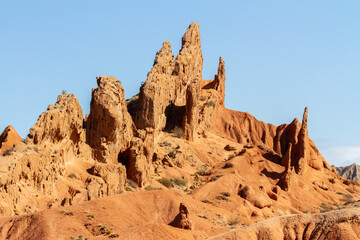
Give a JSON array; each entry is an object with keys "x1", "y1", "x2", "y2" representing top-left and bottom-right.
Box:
[
  {"x1": 336, "y1": 163, "x2": 360, "y2": 181},
  {"x1": 0, "y1": 22, "x2": 359, "y2": 240}
]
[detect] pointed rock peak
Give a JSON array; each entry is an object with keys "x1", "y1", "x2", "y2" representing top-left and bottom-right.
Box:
[
  {"x1": 302, "y1": 107, "x2": 308, "y2": 126},
  {"x1": 153, "y1": 41, "x2": 175, "y2": 69},
  {"x1": 217, "y1": 57, "x2": 226, "y2": 105},
  {"x1": 161, "y1": 41, "x2": 171, "y2": 52},
  {"x1": 181, "y1": 22, "x2": 201, "y2": 49},
  {"x1": 0, "y1": 125, "x2": 22, "y2": 153}
]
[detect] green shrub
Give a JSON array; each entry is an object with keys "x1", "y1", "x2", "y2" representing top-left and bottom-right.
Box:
[
  {"x1": 69, "y1": 173, "x2": 77, "y2": 180},
  {"x1": 211, "y1": 174, "x2": 223, "y2": 182},
  {"x1": 2, "y1": 149, "x2": 13, "y2": 156},
  {"x1": 216, "y1": 195, "x2": 229, "y2": 201},
  {"x1": 158, "y1": 178, "x2": 173, "y2": 188},
  {"x1": 227, "y1": 154, "x2": 235, "y2": 161},
  {"x1": 205, "y1": 100, "x2": 216, "y2": 107},
  {"x1": 127, "y1": 179, "x2": 138, "y2": 188},
  {"x1": 145, "y1": 186, "x2": 160, "y2": 191},
  {"x1": 22, "y1": 138, "x2": 28, "y2": 144},
  {"x1": 197, "y1": 165, "x2": 207, "y2": 176},
  {"x1": 223, "y1": 162, "x2": 233, "y2": 168},
  {"x1": 227, "y1": 216, "x2": 240, "y2": 226},
  {"x1": 320, "y1": 203, "x2": 332, "y2": 212},
  {"x1": 220, "y1": 192, "x2": 230, "y2": 197},
  {"x1": 172, "y1": 177, "x2": 187, "y2": 187},
  {"x1": 159, "y1": 141, "x2": 172, "y2": 147},
  {"x1": 171, "y1": 126, "x2": 184, "y2": 138},
  {"x1": 109, "y1": 233, "x2": 120, "y2": 238}
]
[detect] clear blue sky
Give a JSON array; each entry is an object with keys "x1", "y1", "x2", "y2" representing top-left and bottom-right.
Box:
[{"x1": 1, "y1": 1, "x2": 359, "y2": 166}]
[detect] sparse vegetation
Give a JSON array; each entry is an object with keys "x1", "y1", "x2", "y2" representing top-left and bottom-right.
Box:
[
  {"x1": 61, "y1": 210, "x2": 74, "y2": 216},
  {"x1": 158, "y1": 141, "x2": 172, "y2": 147},
  {"x1": 2, "y1": 148, "x2": 13, "y2": 156},
  {"x1": 62, "y1": 90, "x2": 67, "y2": 94},
  {"x1": 329, "y1": 177, "x2": 335, "y2": 184},
  {"x1": 227, "y1": 154, "x2": 235, "y2": 161},
  {"x1": 198, "y1": 214, "x2": 208, "y2": 219},
  {"x1": 157, "y1": 177, "x2": 174, "y2": 188},
  {"x1": 199, "y1": 95, "x2": 207, "y2": 101},
  {"x1": 145, "y1": 186, "x2": 160, "y2": 191},
  {"x1": 205, "y1": 100, "x2": 216, "y2": 107},
  {"x1": 87, "y1": 214, "x2": 94, "y2": 220},
  {"x1": 201, "y1": 199, "x2": 213, "y2": 204},
  {"x1": 22, "y1": 138, "x2": 28, "y2": 144},
  {"x1": 319, "y1": 203, "x2": 333, "y2": 212},
  {"x1": 69, "y1": 173, "x2": 77, "y2": 180},
  {"x1": 220, "y1": 192, "x2": 230, "y2": 197},
  {"x1": 346, "y1": 187, "x2": 355, "y2": 193},
  {"x1": 211, "y1": 174, "x2": 223, "y2": 182},
  {"x1": 172, "y1": 177, "x2": 187, "y2": 187},
  {"x1": 98, "y1": 224, "x2": 112, "y2": 235},
  {"x1": 223, "y1": 162, "x2": 233, "y2": 168},
  {"x1": 216, "y1": 195, "x2": 229, "y2": 201},
  {"x1": 227, "y1": 216, "x2": 240, "y2": 226},
  {"x1": 197, "y1": 165, "x2": 208, "y2": 176},
  {"x1": 109, "y1": 233, "x2": 120, "y2": 238},
  {"x1": 70, "y1": 235, "x2": 85, "y2": 240},
  {"x1": 127, "y1": 179, "x2": 138, "y2": 188},
  {"x1": 343, "y1": 194, "x2": 354, "y2": 205},
  {"x1": 171, "y1": 126, "x2": 184, "y2": 138}
]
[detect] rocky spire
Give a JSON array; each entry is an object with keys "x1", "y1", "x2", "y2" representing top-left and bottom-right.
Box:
[
  {"x1": 215, "y1": 57, "x2": 226, "y2": 106},
  {"x1": 86, "y1": 76, "x2": 136, "y2": 163},
  {"x1": 183, "y1": 81, "x2": 200, "y2": 141},
  {"x1": 295, "y1": 107, "x2": 309, "y2": 174},
  {"x1": 135, "y1": 41, "x2": 175, "y2": 131},
  {"x1": 173, "y1": 22, "x2": 203, "y2": 106}
]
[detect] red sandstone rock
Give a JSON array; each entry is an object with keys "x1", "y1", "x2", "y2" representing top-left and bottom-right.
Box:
[
  {"x1": 0, "y1": 126, "x2": 22, "y2": 153},
  {"x1": 86, "y1": 76, "x2": 136, "y2": 163}
]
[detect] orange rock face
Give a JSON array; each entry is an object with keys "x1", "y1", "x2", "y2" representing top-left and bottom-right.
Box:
[
  {"x1": 0, "y1": 126, "x2": 22, "y2": 153},
  {"x1": 28, "y1": 94, "x2": 84, "y2": 146},
  {"x1": 86, "y1": 76, "x2": 136, "y2": 163}
]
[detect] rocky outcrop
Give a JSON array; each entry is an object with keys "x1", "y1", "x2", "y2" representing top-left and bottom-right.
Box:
[
  {"x1": 183, "y1": 81, "x2": 200, "y2": 141},
  {"x1": 28, "y1": 94, "x2": 84, "y2": 146},
  {"x1": 86, "y1": 76, "x2": 136, "y2": 163},
  {"x1": 293, "y1": 107, "x2": 309, "y2": 174},
  {"x1": 212, "y1": 106, "x2": 330, "y2": 175},
  {"x1": 170, "y1": 203, "x2": 193, "y2": 230},
  {"x1": 0, "y1": 149, "x2": 66, "y2": 215},
  {"x1": 0, "y1": 126, "x2": 22, "y2": 153},
  {"x1": 135, "y1": 41, "x2": 176, "y2": 131},
  {"x1": 135, "y1": 22, "x2": 204, "y2": 141},
  {"x1": 336, "y1": 163, "x2": 360, "y2": 181},
  {"x1": 86, "y1": 162, "x2": 126, "y2": 199}
]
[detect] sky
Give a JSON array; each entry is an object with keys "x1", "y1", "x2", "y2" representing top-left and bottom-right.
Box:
[{"x1": 1, "y1": 1, "x2": 359, "y2": 166}]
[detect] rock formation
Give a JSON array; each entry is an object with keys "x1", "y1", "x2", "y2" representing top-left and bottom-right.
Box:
[
  {"x1": 170, "y1": 203, "x2": 193, "y2": 229},
  {"x1": 28, "y1": 94, "x2": 84, "y2": 146},
  {"x1": 0, "y1": 22, "x2": 356, "y2": 239},
  {"x1": 135, "y1": 22, "x2": 203, "y2": 141},
  {"x1": 86, "y1": 76, "x2": 136, "y2": 163},
  {"x1": 0, "y1": 126, "x2": 22, "y2": 153}
]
